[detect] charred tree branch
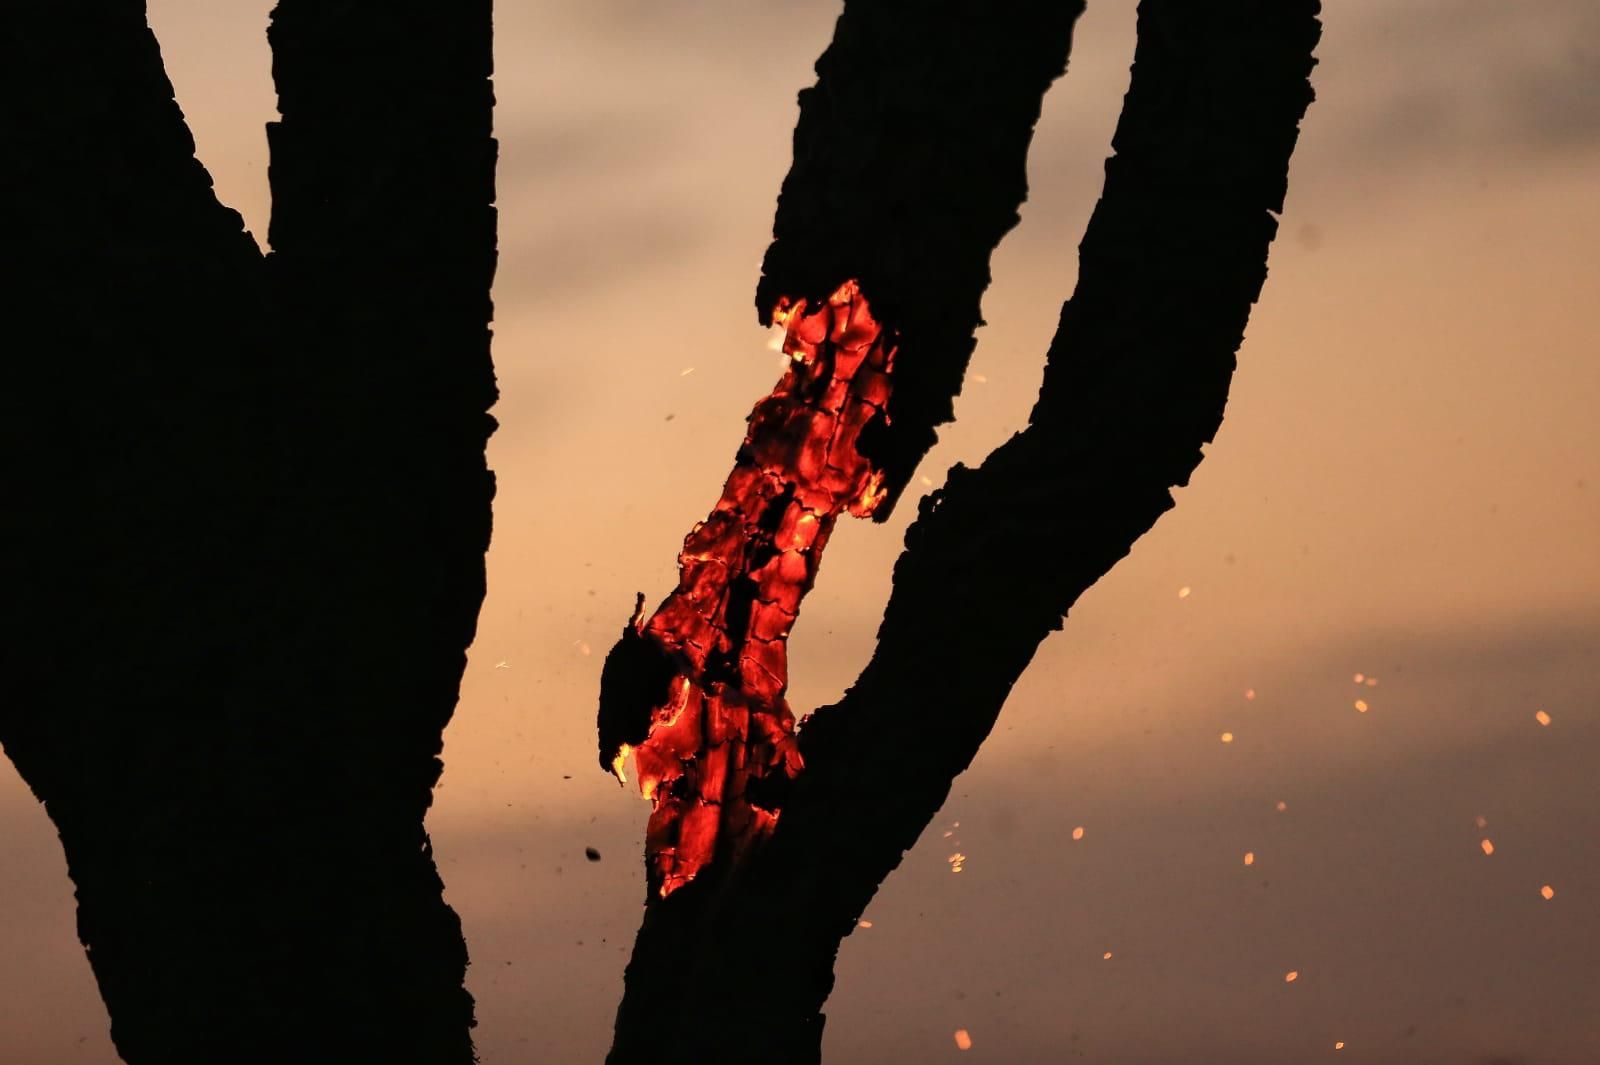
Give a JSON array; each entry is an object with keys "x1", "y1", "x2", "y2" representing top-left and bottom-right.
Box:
[
  {"x1": 757, "y1": 0, "x2": 1087, "y2": 517},
  {"x1": 608, "y1": 2, "x2": 1320, "y2": 1062}
]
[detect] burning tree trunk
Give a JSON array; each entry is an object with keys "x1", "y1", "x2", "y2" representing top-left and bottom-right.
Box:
[
  {"x1": 0, "y1": 3, "x2": 495, "y2": 1062},
  {"x1": 601, "y1": 2, "x2": 1321, "y2": 1062}
]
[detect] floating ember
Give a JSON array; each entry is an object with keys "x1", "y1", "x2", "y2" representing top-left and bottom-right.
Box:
[{"x1": 598, "y1": 280, "x2": 896, "y2": 896}]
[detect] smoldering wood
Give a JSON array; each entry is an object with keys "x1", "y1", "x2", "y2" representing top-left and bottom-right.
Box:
[
  {"x1": 606, "y1": 2, "x2": 1322, "y2": 1062},
  {"x1": 0, "y1": 3, "x2": 495, "y2": 1061}
]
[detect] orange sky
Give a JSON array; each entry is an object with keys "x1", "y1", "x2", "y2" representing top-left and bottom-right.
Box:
[{"x1": 3, "y1": 1, "x2": 1597, "y2": 1062}]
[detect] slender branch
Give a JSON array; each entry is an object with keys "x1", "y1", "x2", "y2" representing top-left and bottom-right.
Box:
[{"x1": 609, "y1": 2, "x2": 1320, "y2": 1061}]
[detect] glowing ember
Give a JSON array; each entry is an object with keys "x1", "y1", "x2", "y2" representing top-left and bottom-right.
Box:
[
  {"x1": 1244, "y1": 688, "x2": 1257, "y2": 701},
  {"x1": 1541, "y1": 884, "x2": 1556, "y2": 900},
  {"x1": 1284, "y1": 970, "x2": 1299, "y2": 983},
  {"x1": 1354, "y1": 699, "x2": 1369, "y2": 713},
  {"x1": 1335, "y1": 1041, "x2": 1345, "y2": 1050},
  {"x1": 1103, "y1": 951, "x2": 1114, "y2": 960},
  {"x1": 1480, "y1": 839, "x2": 1494, "y2": 856},
  {"x1": 1535, "y1": 710, "x2": 1552, "y2": 726},
  {"x1": 1276, "y1": 801, "x2": 1288, "y2": 813},
  {"x1": 1352, "y1": 673, "x2": 1363, "y2": 683},
  {"x1": 1072, "y1": 826, "x2": 1085, "y2": 841},
  {"x1": 1178, "y1": 586, "x2": 1192, "y2": 599},
  {"x1": 948, "y1": 852, "x2": 967, "y2": 873},
  {"x1": 857, "y1": 919, "x2": 873, "y2": 929},
  {"x1": 953, "y1": 1029, "x2": 973, "y2": 1051},
  {"x1": 1244, "y1": 851, "x2": 1256, "y2": 866},
  {"x1": 1220, "y1": 731, "x2": 1235, "y2": 744},
  {"x1": 599, "y1": 280, "x2": 896, "y2": 897}
]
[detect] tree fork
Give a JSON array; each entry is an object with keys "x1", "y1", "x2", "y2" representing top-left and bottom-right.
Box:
[
  {"x1": 605, "y1": 2, "x2": 1321, "y2": 1062},
  {"x1": 0, "y1": 3, "x2": 496, "y2": 1061}
]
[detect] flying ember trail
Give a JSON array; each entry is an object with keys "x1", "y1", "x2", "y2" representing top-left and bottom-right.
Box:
[{"x1": 599, "y1": 280, "x2": 895, "y2": 897}]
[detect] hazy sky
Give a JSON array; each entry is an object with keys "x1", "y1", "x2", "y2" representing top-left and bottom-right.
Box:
[{"x1": 3, "y1": 2, "x2": 1597, "y2": 1062}]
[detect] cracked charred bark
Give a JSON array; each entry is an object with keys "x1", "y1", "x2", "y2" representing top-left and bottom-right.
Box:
[
  {"x1": 603, "y1": 2, "x2": 1321, "y2": 1062},
  {"x1": 0, "y1": 3, "x2": 495, "y2": 1062}
]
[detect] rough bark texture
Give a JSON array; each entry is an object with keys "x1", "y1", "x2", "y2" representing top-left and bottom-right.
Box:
[
  {"x1": 607, "y1": 2, "x2": 1321, "y2": 1062},
  {"x1": 0, "y1": 3, "x2": 495, "y2": 1062}
]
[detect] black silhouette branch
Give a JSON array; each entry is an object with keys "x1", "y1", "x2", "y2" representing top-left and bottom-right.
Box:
[
  {"x1": 755, "y1": 1, "x2": 1089, "y2": 517},
  {"x1": 1, "y1": 3, "x2": 496, "y2": 1061},
  {"x1": 606, "y1": 2, "x2": 1320, "y2": 1062}
]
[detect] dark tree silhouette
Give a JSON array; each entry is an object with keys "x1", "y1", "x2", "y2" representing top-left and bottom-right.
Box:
[
  {"x1": 1, "y1": 3, "x2": 494, "y2": 1062},
  {"x1": 1, "y1": 0, "x2": 1317, "y2": 1061},
  {"x1": 601, "y1": 2, "x2": 1321, "y2": 1062}
]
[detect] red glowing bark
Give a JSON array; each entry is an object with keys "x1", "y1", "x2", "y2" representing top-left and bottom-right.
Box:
[{"x1": 607, "y1": 281, "x2": 894, "y2": 896}]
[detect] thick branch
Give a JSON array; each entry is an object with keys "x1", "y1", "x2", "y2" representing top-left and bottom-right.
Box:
[
  {"x1": 610, "y1": 2, "x2": 1320, "y2": 1061},
  {"x1": 2, "y1": 4, "x2": 497, "y2": 1061},
  {"x1": 1, "y1": 6, "x2": 274, "y2": 1060},
  {"x1": 757, "y1": 0, "x2": 1086, "y2": 517}
]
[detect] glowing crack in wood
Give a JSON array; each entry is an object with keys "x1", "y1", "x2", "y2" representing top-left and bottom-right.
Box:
[{"x1": 599, "y1": 280, "x2": 894, "y2": 896}]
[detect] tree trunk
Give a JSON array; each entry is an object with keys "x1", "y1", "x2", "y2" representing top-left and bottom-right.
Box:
[
  {"x1": 605, "y1": 2, "x2": 1321, "y2": 1062},
  {"x1": 0, "y1": 3, "x2": 496, "y2": 1062}
]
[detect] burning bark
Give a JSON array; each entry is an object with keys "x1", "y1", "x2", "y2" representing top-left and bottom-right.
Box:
[
  {"x1": 599, "y1": 281, "x2": 895, "y2": 897},
  {"x1": 605, "y1": 1, "x2": 1321, "y2": 1062}
]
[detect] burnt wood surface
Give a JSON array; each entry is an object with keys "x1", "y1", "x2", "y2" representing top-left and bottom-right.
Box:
[
  {"x1": 0, "y1": 3, "x2": 495, "y2": 1061},
  {"x1": 607, "y1": 2, "x2": 1321, "y2": 1062}
]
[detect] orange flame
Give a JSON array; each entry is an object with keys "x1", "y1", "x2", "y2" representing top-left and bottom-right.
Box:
[{"x1": 622, "y1": 280, "x2": 894, "y2": 896}]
